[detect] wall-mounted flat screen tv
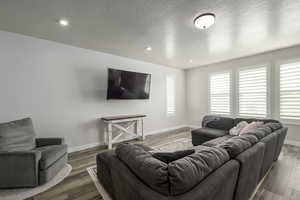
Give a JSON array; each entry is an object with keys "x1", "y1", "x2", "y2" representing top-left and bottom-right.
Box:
[{"x1": 107, "y1": 68, "x2": 151, "y2": 99}]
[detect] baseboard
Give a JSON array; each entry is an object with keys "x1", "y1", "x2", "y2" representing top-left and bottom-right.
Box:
[
  {"x1": 68, "y1": 124, "x2": 190, "y2": 153},
  {"x1": 145, "y1": 125, "x2": 190, "y2": 136},
  {"x1": 284, "y1": 140, "x2": 300, "y2": 147},
  {"x1": 68, "y1": 142, "x2": 104, "y2": 153},
  {"x1": 186, "y1": 124, "x2": 201, "y2": 129}
]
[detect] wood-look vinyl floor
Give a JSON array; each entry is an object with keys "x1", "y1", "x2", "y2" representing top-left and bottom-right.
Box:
[{"x1": 28, "y1": 130, "x2": 300, "y2": 200}]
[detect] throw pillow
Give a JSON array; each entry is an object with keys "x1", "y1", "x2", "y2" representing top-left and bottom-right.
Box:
[
  {"x1": 239, "y1": 121, "x2": 264, "y2": 135},
  {"x1": 151, "y1": 149, "x2": 195, "y2": 163},
  {"x1": 229, "y1": 121, "x2": 248, "y2": 135}
]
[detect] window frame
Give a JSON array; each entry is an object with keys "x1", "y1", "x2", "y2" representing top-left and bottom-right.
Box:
[
  {"x1": 236, "y1": 64, "x2": 271, "y2": 118},
  {"x1": 208, "y1": 70, "x2": 233, "y2": 116}
]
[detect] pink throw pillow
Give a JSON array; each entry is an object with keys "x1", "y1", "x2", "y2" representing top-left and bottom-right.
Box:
[{"x1": 239, "y1": 121, "x2": 264, "y2": 135}]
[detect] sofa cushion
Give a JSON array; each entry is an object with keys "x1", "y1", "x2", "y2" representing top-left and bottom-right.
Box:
[
  {"x1": 238, "y1": 134, "x2": 259, "y2": 145},
  {"x1": 217, "y1": 136, "x2": 253, "y2": 158},
  {"x1": 202, "y1": 135, "x2": 233, "y2": 147},
  {"x1": 0, "y1": 118, "x2": 36, "y2": 152},
  {"x1": 35, "y1": 144, "x2": 67, "y2": 169},
  {"x1": 241, "y1": 124, "x2": 272, "y2": 140},
  {"x1": 256, "y1": 124, "x2": 273, "y2": 134},
  {"x1": 234, "y1": 118, "x2": 280, "y2": 126},
  {"x1": 115, "y1": 143, "x2": 169, "y2": 195},
  {"x1": 202, "y1": 115, "x2": 235, "y2": 130},
  {"x1": 168, "y1": 146, "x2": 229, "y2": 195},
  {"x1": 192, "y1": 127, "x2": 229, "y2": 139},
  {"x1": 151, "y1": 149, "x2": 195, "y2": 164}
]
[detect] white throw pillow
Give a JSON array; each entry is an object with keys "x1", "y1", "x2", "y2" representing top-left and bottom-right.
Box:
[{"x1": 229, "y1": 121, "x2": 248, "y2": 135}]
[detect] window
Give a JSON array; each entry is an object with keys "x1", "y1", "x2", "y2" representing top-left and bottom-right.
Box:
[
  {"x1": 280, "y1": 61, "x2": 300, "y2": 121},
  {"x1": 166, "y1": 76, "x2": 175, "y2": 115},
  {"x1": 238, "y1": 66, "x2": 267, "y2": 118},
  {"x1": 209, "y1": 72, "x2": 231, "y2": 115}
]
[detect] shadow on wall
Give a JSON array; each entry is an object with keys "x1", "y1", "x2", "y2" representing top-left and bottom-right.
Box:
[
  {"x1": 80, "y1": 118, "x2": 106, "y2": 145},
  {"x1": 74, "y1": 66, "x2": 109, "y2": 145},
  {"x1": 74, "y1": 66, "x2": 108, "y2": 102}
]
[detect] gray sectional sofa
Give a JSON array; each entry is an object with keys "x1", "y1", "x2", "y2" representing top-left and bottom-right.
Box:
[{"x1": 96, "y1": 115, "x2": 287, "y2": 200}]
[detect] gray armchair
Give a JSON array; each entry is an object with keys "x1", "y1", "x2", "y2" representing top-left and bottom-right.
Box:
[{"x1": 0, "y1": 118, "x2": 68, "y2": 189}]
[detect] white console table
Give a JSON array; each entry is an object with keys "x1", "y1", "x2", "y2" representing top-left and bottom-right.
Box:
[{"x1": 101, "y1": 114, "x2": 146, "y2": 149}]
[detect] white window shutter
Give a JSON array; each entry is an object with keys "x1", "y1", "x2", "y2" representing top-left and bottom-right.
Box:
[
  {"x1": 166, "y1": 76, "x2": 175, "y2": 115},
  {"x1": 209, "y1": 72, "x2": 231, "y2": 115},
  {"x1": 238, "y1": 66, "x2": 267, "y2": 117},
  {"x1": 280, "y1": 62, "x2": 300, "y2": 121}
]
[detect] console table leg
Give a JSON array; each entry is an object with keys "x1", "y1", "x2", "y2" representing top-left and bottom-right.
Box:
[
  {"x1": 104, "y1": 125, "x2": 107, "y2": 145},
  {"x1": 141, "y1": 118, "x2": 145, "y2": 140},
  {"x1": 134, "y1": 120, "x2": 138, "y2": 139},
  {"x1": 108, "y1": 123, "x2": 112, "y2": 149}
]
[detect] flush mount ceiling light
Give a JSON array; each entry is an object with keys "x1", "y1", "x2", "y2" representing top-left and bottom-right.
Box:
[
  {"x1": 194, "y1": 13, "x2": 216, "y2": 29},
  {"x1": 58, "y1": 19, "x2": 69, "y2": 27},
  {"x1": 145, "y1": 46, "x2": 152, "y2": 51}
]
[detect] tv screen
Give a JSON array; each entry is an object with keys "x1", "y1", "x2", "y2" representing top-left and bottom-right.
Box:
[{"x1": 107, "y1": 68, "x2": 151, "y2": 99}]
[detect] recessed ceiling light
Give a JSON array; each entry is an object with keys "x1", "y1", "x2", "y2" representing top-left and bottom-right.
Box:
[
  {"x1": 189, "y1": 59, "x2": 193, "y2": 63},
  {"x1": 58, "y1": 19, "x2": 69, "y2": 27},
  {"x1": 194, "y1": 13, "x2": 216, "y2": 29},
  {"x1": 145, "y1": 46, "x2": 152, "y2": 51}
]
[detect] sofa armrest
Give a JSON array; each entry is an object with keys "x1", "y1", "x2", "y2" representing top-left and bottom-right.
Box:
[
  {"x1": 0, "y1": 150, "x2": 41, "y2": 188},
  {"x1": 36, "y1": 138, "x2": 65, "y2": 147}
]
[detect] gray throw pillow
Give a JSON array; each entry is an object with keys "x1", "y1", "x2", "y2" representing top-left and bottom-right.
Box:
[
  {"x1": 151, "y1": 149, "x2": 195, "y2": 163},
  {"x1": 265, "y1": 122, "x2": 282, "y2": 131}
]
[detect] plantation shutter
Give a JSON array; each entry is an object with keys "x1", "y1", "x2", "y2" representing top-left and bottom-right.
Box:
[
  {"x1": 209, "y1": 72, "x2": 231, "y2": 115},
  {"x1": 166, "y1": 76, "x2": 175, "y2": 115},
  {"x1": 238, "y1": 66, "x2": 267, "y2": 117},
  {"x1": 280, "y1": 62, "x2": 300, "y2": 120}
]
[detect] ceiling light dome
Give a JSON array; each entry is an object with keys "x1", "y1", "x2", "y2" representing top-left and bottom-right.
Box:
[
  {"x1": 58, "y1": 19, "x2": 69, "y2": 27},
  {"x1": 194, "y1": 13, "x2": 216, "y2": 29},
  {"x1": 145, "y1": 46, "x2": 152, "y2": 51}
]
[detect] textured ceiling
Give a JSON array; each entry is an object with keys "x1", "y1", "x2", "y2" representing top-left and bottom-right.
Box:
[{"x1": 0, "y1": 0, "x2": 300, "y2": 69}]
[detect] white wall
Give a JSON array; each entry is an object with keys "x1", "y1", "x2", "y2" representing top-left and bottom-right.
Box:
[
  {"x1": 0, "y1": 31, "x2": 187, "y2": 152},
  {"x1": 186, "y1": 45, "x2": 300, "y2": 145}
]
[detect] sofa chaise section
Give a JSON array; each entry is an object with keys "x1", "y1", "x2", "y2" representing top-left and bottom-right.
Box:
[{"x1": 192, "y1": 115, "x2": 234, "y2": 145}]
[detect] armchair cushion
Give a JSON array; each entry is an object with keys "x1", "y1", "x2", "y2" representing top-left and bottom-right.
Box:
[
  {"x1": 0, "y1": 150, "x2": 41, "y2": 188},
  {"x1": 0, "y1": 118, "x2": 36, "y2": 151},
  {"x1": 36, "y1": 138, "x2": 64, "y2": 147},
  {"x1": 35, "y1": 144, "x2": 67, "y2": 169}
]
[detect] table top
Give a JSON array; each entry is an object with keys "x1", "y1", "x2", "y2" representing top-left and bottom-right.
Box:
[{"x1": 101, "y1": 114, "x2": 146, "y2": 121}]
